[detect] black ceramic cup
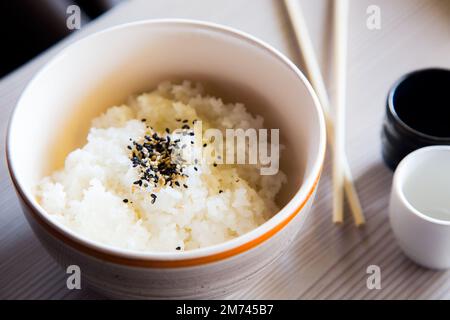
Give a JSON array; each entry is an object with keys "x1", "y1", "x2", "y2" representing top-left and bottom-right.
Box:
[{"x1": 381, "y1": 68, "x2": 450, "y2": 171}]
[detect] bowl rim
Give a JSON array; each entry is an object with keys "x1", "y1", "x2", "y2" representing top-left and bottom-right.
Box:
[{"x1": 6, "y1": 19, "x2": 326, "y2": 267}]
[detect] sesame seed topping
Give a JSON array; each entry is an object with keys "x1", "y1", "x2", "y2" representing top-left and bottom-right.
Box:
[{"x1": 127, "y1": 127, "x2": 191, "y2": 203}]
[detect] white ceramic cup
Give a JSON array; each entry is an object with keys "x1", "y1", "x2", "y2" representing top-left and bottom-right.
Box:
[
  {"x1": 7, "y1": 19, "x2": 326, "y2": 298},
  {"x1": 389, "y1": 145, "x2": 450, "y2": 269}
]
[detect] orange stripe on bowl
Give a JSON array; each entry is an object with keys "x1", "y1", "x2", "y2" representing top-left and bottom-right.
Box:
[{"x1": 10, "y1": 166, "x2": 321, "y2": 268}]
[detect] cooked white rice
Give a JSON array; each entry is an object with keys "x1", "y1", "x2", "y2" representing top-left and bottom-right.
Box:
[{"x1": 35, "y1": 81, "x2": 286, "y2": 252}]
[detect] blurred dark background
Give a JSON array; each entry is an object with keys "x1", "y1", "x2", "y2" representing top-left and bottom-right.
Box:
[{"x1": 0, "y1": 0, "x2": 125, "y2": 78}]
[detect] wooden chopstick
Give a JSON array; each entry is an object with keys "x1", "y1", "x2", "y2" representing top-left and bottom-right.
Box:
[
  {"x1": 331, "y1": 0, "x2": 348, "y2": 223},
  {"x1": 283, "y1": 0, "x2": 365, "y2": 226}
]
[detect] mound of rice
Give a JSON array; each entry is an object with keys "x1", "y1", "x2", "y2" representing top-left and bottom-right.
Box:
[{"x1": 35, "y1": 81, "x2": 286, "y2": 252}]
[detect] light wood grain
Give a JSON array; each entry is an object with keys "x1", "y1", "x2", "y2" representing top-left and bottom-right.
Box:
[{"x1": 1, "y1": 0, "x2": 450, "y2": 299}]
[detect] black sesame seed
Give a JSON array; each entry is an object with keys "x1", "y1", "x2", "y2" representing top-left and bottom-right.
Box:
[
  {"x1": 182, "y1": 119, "x2": 188, "y2": 123},
  {"x1": 219, "y1": 190, "x2": 223, "y2": 194},
  {"x1": 183, "y1": 184, "x2": 188, "y2": 189},
  {"x1": 128, "y1": 127, "x2": 189, "y2": 192},
  {"x1": 175, "y1": 181, "x2": 180, "y2": 187},
  {"x1": 141, "y1": 118, "x2": 146, "y2": 122},
  {"x1": 203, "y1": 143, "x2": 207, "y2": 147},
  {"x1": 165, "y1": 128, "x2": 170, "y2": 134},
  {"x1": 194, "y1": 167, "x2": 198, "y2": 171},
  {"x1": 123, "y1": 199, "x2": 128, "y2": 203},
  {"x1": 176, "y1": 246, "x2": 181, "y2": 250},
  {"x1": 213, "y1": 163, "x2": 217, "y2": 167}
]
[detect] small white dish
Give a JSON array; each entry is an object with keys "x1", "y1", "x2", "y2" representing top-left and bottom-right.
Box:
[{"x1": 390, "y1": 145, "x2": 450, "y2": 269}]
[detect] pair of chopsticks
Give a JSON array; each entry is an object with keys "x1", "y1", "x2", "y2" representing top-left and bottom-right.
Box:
[{"x1": 283, "y1": 0, "x2": 365, "y2": 226}]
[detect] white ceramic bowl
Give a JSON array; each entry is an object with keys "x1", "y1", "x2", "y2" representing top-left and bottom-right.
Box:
[
  {"x1": 6, "y1": 20, "x2": 326, "y2": 299},
  {"x1": 390, "y1": 146, "x2": 450, "y2": 269}
]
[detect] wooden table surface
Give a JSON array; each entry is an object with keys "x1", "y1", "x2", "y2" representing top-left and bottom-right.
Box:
[{"x1": 1, "y1": 0, "x2": 450, "y2": 299}]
